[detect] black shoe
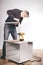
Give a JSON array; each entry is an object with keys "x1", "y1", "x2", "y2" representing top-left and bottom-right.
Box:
[{"x1": 0, "y1": 56, "x2": 5, "y2": 59}]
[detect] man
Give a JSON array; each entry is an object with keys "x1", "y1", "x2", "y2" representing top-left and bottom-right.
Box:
[{"x1": 1, "y1": 9, "x2": 29, "y2": 59}]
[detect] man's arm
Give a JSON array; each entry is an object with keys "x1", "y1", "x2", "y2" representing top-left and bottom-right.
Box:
[
  {"x1": 7, "y1": 10, "x2": 14, "y2": 18},
  {"x1": 7, "y1": 9, "x2": 20, "y2": 22},
  {"x1": 7, "y1": 9, "x2": 20, "y2": 25}
]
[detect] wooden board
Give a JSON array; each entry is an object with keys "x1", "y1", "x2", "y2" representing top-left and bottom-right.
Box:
[
  {"x1": 4, "y1": 40, "x2": 19, "y2": 44},
  {"x1": 4, "y1": 40, "x2": 33, "y2": 44}
]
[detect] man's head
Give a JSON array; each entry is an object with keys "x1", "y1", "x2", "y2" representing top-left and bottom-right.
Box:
[{"x1": 21, "y1": 10, "x2": 29, "y2": 17}]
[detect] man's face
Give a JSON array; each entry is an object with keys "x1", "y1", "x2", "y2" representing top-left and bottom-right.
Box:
[{"x1": 22, "y1": 11, "x2": 29, "y2": 17}]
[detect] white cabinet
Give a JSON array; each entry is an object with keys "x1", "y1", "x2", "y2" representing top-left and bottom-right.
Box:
[{"x1": 6, "y1": 41, "x2": 33, "y2": 63}]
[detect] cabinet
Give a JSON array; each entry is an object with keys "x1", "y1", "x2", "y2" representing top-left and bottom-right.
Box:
[{"x1": 6, "y1": 40, "x2": 33, "y2": 63}]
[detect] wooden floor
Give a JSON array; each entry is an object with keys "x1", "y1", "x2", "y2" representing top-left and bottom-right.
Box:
[
  {"x1": 0, "y1": 49, "x2": 41, "y2": 65},
  {"x1": 0, "y1": 59, "x2": 33, "y2": 65},
  {"x1": 0, "y1": 56, "x2": 41, "y2": 65},
  {"x1": 0, "y1": 59, "x2": 17, "y2": 65}
]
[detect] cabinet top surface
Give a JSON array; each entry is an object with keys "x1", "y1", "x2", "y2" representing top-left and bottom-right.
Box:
[{"x1": 4, "y1": 40, "x2": 33, "y2": 44}]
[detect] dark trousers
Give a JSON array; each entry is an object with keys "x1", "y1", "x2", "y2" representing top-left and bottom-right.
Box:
[{"x1": 2, "y1": 24, "x2": 17, "y2": 58}]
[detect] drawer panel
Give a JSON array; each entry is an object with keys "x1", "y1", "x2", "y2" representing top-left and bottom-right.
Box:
[
  {"x1": 6, "y1": 50, "x2": 19, "y2": 56},
  {"x1": 6, "y1": 43, "x2": 19, "y2": 51}
]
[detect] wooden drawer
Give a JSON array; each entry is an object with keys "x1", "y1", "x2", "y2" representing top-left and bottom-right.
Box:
[
  {"x1": 6, "y1": 43, "x2": 19, "y2": 51},
  {"x1": 6, "y1": 50, "x2": 19, "y2": 56}
]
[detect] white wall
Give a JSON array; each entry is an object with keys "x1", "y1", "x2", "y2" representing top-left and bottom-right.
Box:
[{"x1": 0, "y1": 0, "x2": 43, "y2": 49}]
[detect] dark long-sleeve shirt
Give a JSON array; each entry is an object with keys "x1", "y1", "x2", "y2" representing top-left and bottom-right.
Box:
[{"x1": 5, "y1": 9, "x2": 23, "y2": 27}]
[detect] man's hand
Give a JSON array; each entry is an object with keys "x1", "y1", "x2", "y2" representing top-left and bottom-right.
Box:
[
  {"x1": 14, "y1": 18, "x2": 19, "y2": 22},
  {"x1": 14, "y1": 21, "x2": 19, "y2": 25}
]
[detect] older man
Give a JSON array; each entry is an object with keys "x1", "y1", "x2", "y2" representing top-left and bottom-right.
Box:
[{"x1": 1, "y1": 9, "x2": 29, "y2": 59}]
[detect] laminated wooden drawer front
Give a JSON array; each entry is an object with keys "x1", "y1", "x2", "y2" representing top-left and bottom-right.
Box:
[
  {"x1": 6, "y1": 50, "x2": 19, "y2": 56},
  {"x1": 6, "y1": 43, "x2": 19, "y2": 51}
]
